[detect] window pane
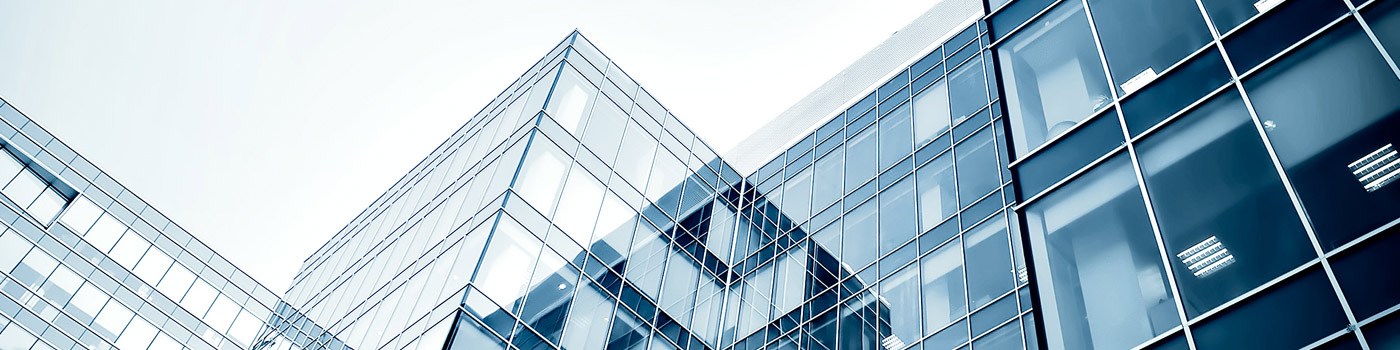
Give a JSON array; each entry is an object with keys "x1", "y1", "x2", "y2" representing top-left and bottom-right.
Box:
[
  {"x1": 66, "y1": 283, "x2": 108, "y2": 323},
  {"x1": 28, "y1": 188, "x2": 65, "y2": 224},
  {"x1": 914, "y1": 80, "x2": 952, "y2": 146},
  {"x1": 783, "y1": 167, "x2": 813, "y2": 223},
  {"x1": 580, "y1": 98, "x2": 628, "y2": 163},
  {"x1": 1199, "y1": 0, "x2": 1257, "y2": 33},
  {"x1": 842, "y1": 200, "x2": 878, "y2": 271},
  {"x1": 879, "y1": 177, "x2": 917, "y2": 256},
  {"x1": 1245, "y1": 22, "x2": 1400, "y2": 250},
  {"x1": 1190, "y1": 268, "x2": 1347, "y2": 350},
  {"x1": 879, "y1": 104, "x2": 913, "y2": 170},
  {"x1": 813, "y1": 149, "x2": 844, "y2": 211},
  {"x1": 917, "y1": 152, "x2": 957, "y2": 231},
  {"x1": 109, "y1": 232, "x2": 150, "y2": 269},
  {"x1": 156, "y1": 264, "x2": 195, "y2": 302},
  {"x1": 475, "y1": 217, "x2": 543, "y2": 309},
  {"x1": 921, "y1": 238, "x2": 967, "y2": 332},
  {"x1": 1025, "y1": 155, "x2": 1180, "y2": 350},
  {"x1": 93, "y1": 301, "x2": 134, "y2": 339},
  {"x1": 205, "y1": 295, "x2": 239, "y2": 331},
  {"x1": 85, "y1": 214, "x2": 127, "y2": 252},
  {"x1": 1136, "y1": 91, "x2": 1313, "y2": 316},
  {"x1": 1369, "y1": 0, "x2": 1400, "y2": 56},
  {"x1": 0, "y1": 230, "x2": 31, "y2": 271},
  {"x1": 999, "y1": 1, "x2": 1113, "y2": 156},
  {"x1": 965, "y1": 218, "x2": 1014, "y2": 309},
  {"x1": 180, "y1": 278, "x2": 217, "y2": 316},
  {"x1": 2, "y1": 169, "x2": 45, "y2": 208},
  {"x1": 880, "y1": 262, "x2": 921, "y2": 346},
  {"x1": 956, "y1": 129, "x2": 999, "y2": 207},
  {"x1": 561, "y1": 284, "x2": 615, "y2": 350},
  {"x1": 115, "y1": 317, "x2": 156, "y2": 349},
  {"x1": 1331, "y1": 225, "x2": 1400, "y2": 320},
  {"x1": 555, "y1": 167, "x2": 605, "y2": 245},
  {"x1": 0, "y1": 150, "x2": 22, "y2": 183},
  {"x1": 1087, "y1": 0, "x2": 1212, "y2": 94},
  {"x1": 847, "y1": 127, "x2": 878, "y2": 189},
  {"x1": 949, "y1": 55, "x2": 989, "y2": 123},
  {"x1": 515, "y1": 140, "x2": 570, "y2": 214},
  {"x1": 545, "y1": 66, "x2": 597, "y2": 133},
  {"x1": 133, "y1": 247, "x2": 174, "y2": 285},
  {"x1": 58, "y1": 196, "x2": 101, "y2": 232}
]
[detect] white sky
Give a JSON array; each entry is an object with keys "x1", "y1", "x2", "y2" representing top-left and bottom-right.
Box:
[{"x1": 0, "y1": 1, "x2": 934, "y2": 292}]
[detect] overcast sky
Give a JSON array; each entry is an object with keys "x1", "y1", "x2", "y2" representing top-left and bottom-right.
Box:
[{"x1": 0, "y1": 1, "x2": 935, "y2": 292}]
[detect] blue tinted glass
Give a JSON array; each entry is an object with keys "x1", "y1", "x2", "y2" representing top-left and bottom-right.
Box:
[
  {"x1": 949, "y1": 55, "x2": 989, "y2": 124},
  {"x1": 1087, "y1": 0, "x2": 1212, "y2": 95},
  {"x1": 879, "y1": 177, "x2": 918, "y2": 256},
  {"x1": 914, "y1": 80, "x2": 952, "y2": 147},
  {"x1": 846, "y1": 127, "x2": 878, "y2": 190},
  {"x1": 956, "y1": 129, "x2": 1000, "y2": 207},
  {"x1": 1191, "y1": 268, "x2": 1348, "y2": 350},
  {"x1": 1222, "y1": 0, "x2": 1349, "y2": 72},
  {"x1": 1137, "y1": 91, "x2": 1314, "y2": 317},
  {"x1": 998, "y1": 1, "x2": 1113, "y2": 156},
  {"x1": 1332, "y1": 225, "x2": 1400, "y2": 320},
  {"x1": 1121, "y1": 50, "x2": 1231, "y2": 135},
  {"x1": 1014, "y1": 111, "x2": 1123, "y2": 199},
  {"x1": 880, "y1": 104, "x2": 914, "y2": 170},
  {"x1": 1025, "y1": 155, "x2": 1179, "y2": 350},
  {"x1": 813, "y1": 149, "x2": 844, "y2": 212},
  {"x1": 964, "y1": 218, "x2": 1013, "y2": 309},
  {"x1": 989, "y1": 0, "x2": 1056, "y2": 39},
  {"x1": 843, "y1": 200, "x2": 879, "y2": 270},
  {"x1": 917, "y1": 152, "x2": 958, "y2": 232},
  {"x1": 1246, "y1": 21, "x2": 1400, "y2": 250}
]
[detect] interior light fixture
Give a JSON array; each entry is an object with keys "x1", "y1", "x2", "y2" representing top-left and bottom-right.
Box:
[
  {"x1": 1349, "y1": 144, "x2": 1399, "y2": 192},
  {"x1": 881, "y1": 335, "x2": 906, "y2": 350},
  {"x1": 1177, "y1": 236, "x2": 1234, "y2": 278}
]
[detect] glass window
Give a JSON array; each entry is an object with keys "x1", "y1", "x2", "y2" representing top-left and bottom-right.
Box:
[
  {"x1": 964, "y1": 218, "x2": 1014, "y2": 309},
  {"x1": 956, "y1": 129, "x2": 1000, "y2": 207},
  {"x1": 783, "y1": 167, "x2": 814, "y2": 223},
  {"x1": 1025, "y1": 155, "x2": 1180, "y2": 350},
  {"x1": 580, "y1": 98, "x2": 628, "y2": 163},
  {"x1": 2, "y1": 168, "x2": 45, "y2": 208},
  {"x1": 1199, "y1": 0, "x2": 1258, "y2": 33},
  {"x1": 12, "y1": 249, "x2": 56, "y2": 289},
  {"x1": 115, "y1": 318, "x2": 157, "y2": 349},
  {"x1": 515, "y1": 140, "x2": 570, "y2": 215},
  {"x1": 555, "y1": 167, "x2": 605, "y2": 245},
  {"x1": 880, "y1": 104, "x2": 914, "y2": 170},
  {"x1": 204, "y1": 295, "x2": 239, "y2": 331},
  {"x1": 39, "y1": 265, "x2": 82, "y2": 306},
  {"x1": 475, "y1": 217, "x2": 543, "y2": 308},
  {"x1": 28, "y1": 188, "x2": 65, "y2": 223},
  {"x1": 561, "y1": 284, "x2": 615, "y2": 350},
  {"x1": 879, "y1": 177, "x2": 917, "y2": 255},
  {"x1": 133, "y1": 247, "x2": 173, "y2": 285},
  {"x1": 58, "y1": 196, "x2": 101, "y2": 232},
  {"x1": 85, "y1": 214, "x2": 127, "y2": 252},
  {"x1": 1087, "y1": 0, "x2": 1212, "y2": 94},
  {"x1": 93, "y1": 301, "x2": 134, "y2": 338},
  {"x1": 0, "y1": 150, "x2": 21, "y2": 182},
  {"x1": 644, "y1": 151, "x2": 687, "y2": 204},
  {"x1": 156, "y1": 264, "x2": 195, "y2": 302},
  {"x1": 180, "y1": 278, "x2": 217, "y2": 316},
  {"x1": 914, "y1": 80, "x2": 952, "y2": 147},
  {"x1": 546, "y1": 65, "x2": 597, "y2": 133},
  {"x1": 1332, "y1": 225, "x2": 1400, "y2": 320},
  {"x1": 917, "y1": 152, "x2": 957, "y2": 232},
  {"x1": 0, "y1": 230, "x2": 31, "y2": 271},
  {"x1": 108, "y1": 232, "x2": 150, "y2": 270},
  {"x1": 842, "y1": 200, "x2": 879, "y2": 271},
  {"x1": 1369, "y1": 0, "x2": 1400, "y2": 55},
  {"x1": 813, "y1": 149, "x2": 844, "y2": 211},
  {"x1": 880, "y1": 262, "x2": 922, "y2": 347},
  {"x1": 66, "y1": 283, "x2": 109, "y2": 323},
  {"x1": 1245, "y1": 22, "x2": 1400, "y2": 250},
  {"x1": 1190, "y1": 268, "x2": 1347, "y2": 350},
  {"x1": 614, "y1": 123, "x2": 657, "y2": 190},
  {"x1": 999, "y1": 1, "x2": 1113, "y2": 156},
  {"x1": 1136, "y1": 91, "x2": 1314, "y2": 316},
  {"x1": 921, "y1": 237, "x2": 967, "y2": 332},
  {"x1": 949, "y1": 55, "x2": 989, "y2": 123},
  {"x1": 847, "y1": 127, "x2": 878, "y2": 189}
]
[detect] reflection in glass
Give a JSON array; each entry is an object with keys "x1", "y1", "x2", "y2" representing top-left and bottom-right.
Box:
[
  {"x1": 1136, "y1": 91, "x2": 1313, "y2": 316},
  {"x1": 917, "y1": 152, "x2": 957, "y2": 232},
  {"x1": 848, "y1": 127, "x2": 878, "y2": 189},
  {"x1": 949, "y1": 55, "x2": 989, "y2": 124},
  {"x1": 515, "y1": 141, "x2": 570, "y2": 214},
  {"x1": 475, "y1": 217, "x2": 543, "y2": 310},
  {"x1": 879, "y1": 177, "x2": 918, "y2": 256},
  {"x1": 843, "y1": 200, "x2": 879, "y2": 271},
  {"x1": 1246, "y1": 22, "x2": 1400, "y2": 250},
  {"x1": 921, "y1": 238, "x2": 967, "y2": 333},
  {"x1": 1086, "y1": 0, "x2": 1211, "y2": 94},
  {"x1": 1025, "y1": 155, "x2": 1179, "y2": 350},
  {"x1": 956, "y1": 129, "x2": 1000, "y2": 207},
  {"x1": 914, "y1": 80, "x2": 952, "y2": 147},
  {"x1": 965, "y1": 218, "x2": 1014, "y2": 309},
  {"x1": 880, "y1": 262, "x2": 922, "y2": 347},
  {"x1": 546, "y1": 66, "x2": 597, "y2": 133},
  {"x1": 880, "y1": 104, "x2": 914, "y2": 170},
  {"x1": 999, "y1": 1, "x2": 1113, "y2": 156}
]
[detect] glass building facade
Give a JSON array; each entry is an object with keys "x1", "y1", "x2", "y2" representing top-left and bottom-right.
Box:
[
  {"x1": 4, "y1": 0, "x2": 1398, "y2": 348},
  {"x1": 0, "y1": 96, "x2": 287, "y2": 349}
]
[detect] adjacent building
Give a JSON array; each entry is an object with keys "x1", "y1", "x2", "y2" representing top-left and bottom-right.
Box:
[{"x1": 3, "y1": 0, "x2": 1398, "y2": 349}]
